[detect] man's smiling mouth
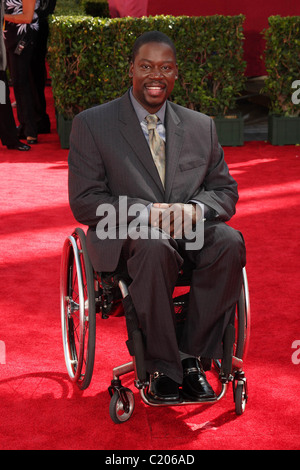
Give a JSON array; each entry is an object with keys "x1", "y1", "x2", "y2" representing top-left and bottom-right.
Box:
[{"x1": 145, "y1": 85, "x2": 165, "y2": 96}]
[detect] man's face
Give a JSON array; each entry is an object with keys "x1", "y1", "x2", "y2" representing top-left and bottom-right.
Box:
[{"x1": 129, "y1": 41, "x2": 178, "y2": 114}]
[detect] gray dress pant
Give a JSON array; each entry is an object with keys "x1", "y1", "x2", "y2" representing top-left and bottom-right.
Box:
[{"x1": 121, "y1": 221, "x2": 246, "y2": 384}]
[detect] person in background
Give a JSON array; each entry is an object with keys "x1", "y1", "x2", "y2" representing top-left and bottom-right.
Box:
[
  {"x1": 4, "y1": 0, "x2": 40, "y2": 145},
  {"x1": 0, "y1": 0, "x2": 30, "y2": 151},
  {"x1": 30, "y1": 0, "x2": 56, "y2": 135}
]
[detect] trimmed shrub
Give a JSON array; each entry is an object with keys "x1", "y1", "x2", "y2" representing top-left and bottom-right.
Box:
[
  {"x1": 263, "y1": 16, "x2": 300, "y2": 117},
  {"x1": 48, "y1": 15, "x2": 246, "y2": 119}
]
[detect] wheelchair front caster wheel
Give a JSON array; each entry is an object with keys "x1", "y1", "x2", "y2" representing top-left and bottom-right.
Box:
[
  {"x1": 109, "y1": 387, "x2": 135, "y2": 424},
  {"x1": 234, "y1": 381, "x2": 247, "y2": 415}
]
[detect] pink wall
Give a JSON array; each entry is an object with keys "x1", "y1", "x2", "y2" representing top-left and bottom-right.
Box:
[
  {"x1": 147, "y1": 0, "x2": 300, "y2": 76},
  {"x1": 109, "y1": 0, "x2": 300, "y2": 76}
]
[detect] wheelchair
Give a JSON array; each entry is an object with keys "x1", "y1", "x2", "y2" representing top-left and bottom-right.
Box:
[{"x1": 60, "y1": 227, "x2": 250, "y2": 424}]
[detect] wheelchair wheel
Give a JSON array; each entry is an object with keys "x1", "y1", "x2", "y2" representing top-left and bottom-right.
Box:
[
  {"x1": 60, "y1": 228, "x2": 96, "y2": 390},
  {"x1": 235, "y1": 267, "x2": 250, "y2": 360},
  {"x1": 234, "y1": 380, "x2": 247, "y2": 415},
  {"x1": 214, "y1": 267, "x2": 250, "y2": 371},
  {"x1": 109, "y1": 387, "x2": 135, "y2": 424}
]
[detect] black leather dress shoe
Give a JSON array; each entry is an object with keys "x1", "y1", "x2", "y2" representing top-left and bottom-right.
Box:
[
  {"x1": 148, "y1": 372, "x2": 180, "y2": 402},
  {"x1": 182, "y1": 358, "x2": 216, "y2": 400},
  {"x1": 7, "y1": 142, "x2": 31, "y2": 151}
]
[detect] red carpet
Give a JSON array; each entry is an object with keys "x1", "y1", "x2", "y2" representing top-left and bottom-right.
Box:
[{"x1": 0, "y1": 87, "x2": 299, "y2": 450}]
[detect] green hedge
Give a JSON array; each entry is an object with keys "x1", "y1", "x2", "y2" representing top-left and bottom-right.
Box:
[
  {"x1": 48, "y1": 15, "x2": 246, "y2": 119},
  {"x1": 263, "y1": 16, "x2": 300, "y2": 117}
]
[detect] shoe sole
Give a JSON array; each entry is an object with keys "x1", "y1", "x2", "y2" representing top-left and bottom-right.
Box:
[
  {"x1": 181, "y1": 390, "x2": 216, "y2": 402},
  {"x1": 146, "y1": 390, "x2": 182, "y2": 404}
]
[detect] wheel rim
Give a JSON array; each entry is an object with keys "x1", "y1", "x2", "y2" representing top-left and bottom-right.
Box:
[
  {"x1": 61, "y1": 236, "x2": 85, "y2": 382},
  {"x1": 110, "y1": 390, "x2": 135, "y2": 423},
  {"x1": 234, "y1": 267, "x2": 251, "y2": 360}
]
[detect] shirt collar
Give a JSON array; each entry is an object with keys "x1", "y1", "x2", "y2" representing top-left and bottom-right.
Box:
[{"x1": 129, "y1": 87, "x2": 166, "y2": 124}]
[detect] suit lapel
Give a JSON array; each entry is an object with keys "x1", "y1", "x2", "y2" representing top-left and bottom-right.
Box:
[
  {"x1": 118, "y1": 92, "x2": 165, "y2": 195},
  {"x1": 164, "y1": 103, "x2": 184, "y2": 202}
]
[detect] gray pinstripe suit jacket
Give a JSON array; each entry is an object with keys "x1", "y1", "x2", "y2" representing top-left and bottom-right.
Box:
[{"x1": 68, "y1": 90, "x2": 238, "y2": 272}]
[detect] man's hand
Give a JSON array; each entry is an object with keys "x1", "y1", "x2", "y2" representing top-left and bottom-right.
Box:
[{"x1": 149, "y1": 203, "x2": 202, "y2": 238}]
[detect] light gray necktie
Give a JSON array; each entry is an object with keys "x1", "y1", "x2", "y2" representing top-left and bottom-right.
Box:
[{"x1": 146, "y1": 114, "x2": 166, "y2": 187}]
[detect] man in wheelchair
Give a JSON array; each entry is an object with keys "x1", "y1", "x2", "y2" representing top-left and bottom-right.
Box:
[{"x1": 68, "y1": 31, "x2": 246, "y2": 403}]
